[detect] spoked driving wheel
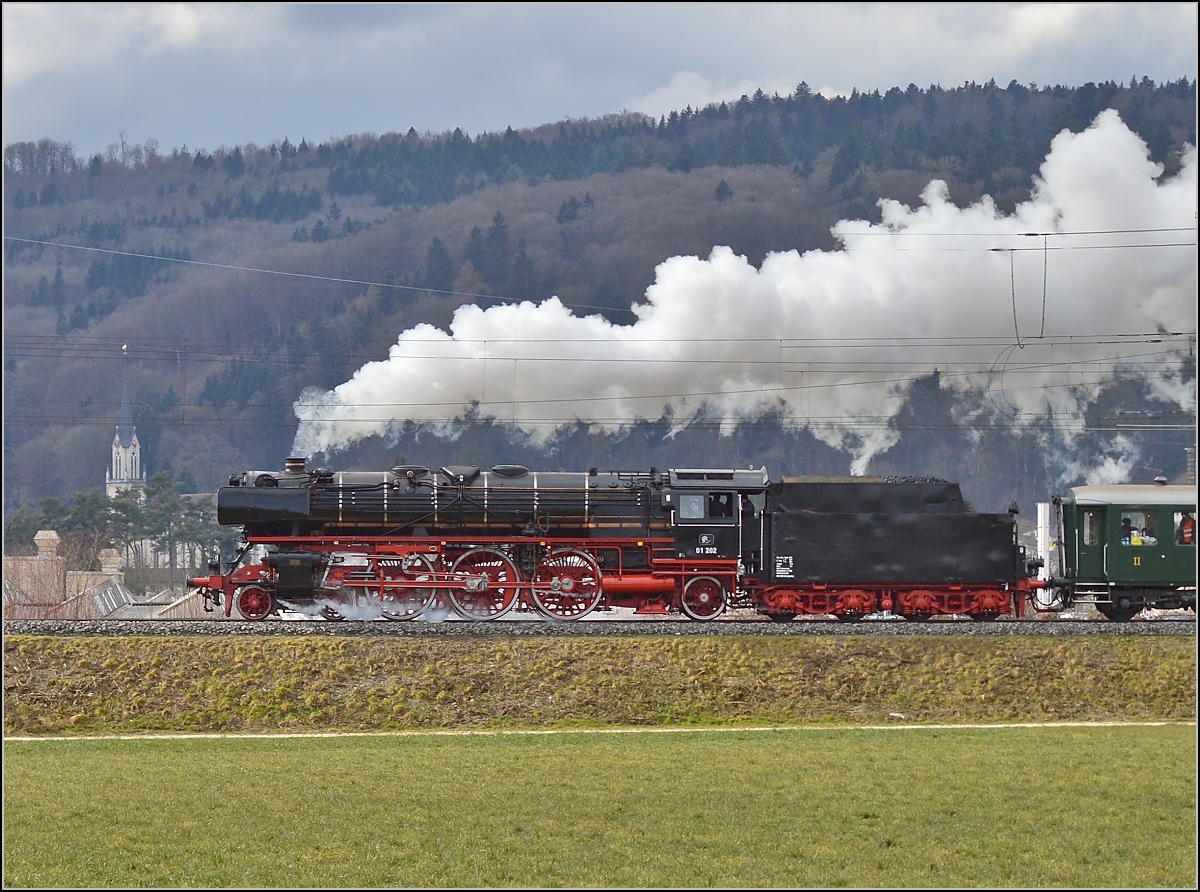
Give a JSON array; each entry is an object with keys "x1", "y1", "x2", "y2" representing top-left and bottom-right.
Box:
[
  {"x1": 681, "y1": 575, "x2": 726, "y2": 621},
  {"x1": 235, "y1": 585, "x2": 274, "y2": 621},
  {"x1": 532, "y1": 550, "x2": 602, "y2": 619},
  {"x1": 450, "y1": 548, "x2": 520, "y2": 620},
  {"x1": 381, "y1": 554, "x2": 437, "y2": 620}
]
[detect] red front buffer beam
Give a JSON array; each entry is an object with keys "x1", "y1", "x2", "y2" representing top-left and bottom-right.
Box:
[{"x1": 186, "y1": 575, "x2": 232, "y2": 616}]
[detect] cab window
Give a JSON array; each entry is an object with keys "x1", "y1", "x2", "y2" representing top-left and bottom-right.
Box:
[
  {"x1": 677, "y1": 491, "x2": 734, "y2": 521},
  {"x1": 707, "y1": 492, "x2": 733, "y2": 518},
  {"x1": 678, "y1": 494, "x2": 706, "y2": 520}
]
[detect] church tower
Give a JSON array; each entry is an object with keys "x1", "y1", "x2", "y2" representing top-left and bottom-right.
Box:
[{"x1": 106, "y1": 345, "x2": 145, "y2": 498}]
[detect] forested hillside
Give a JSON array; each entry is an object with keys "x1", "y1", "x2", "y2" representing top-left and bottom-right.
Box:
[{"x1": 3, "y1": 77, "x2": 1196, "y2": 537}]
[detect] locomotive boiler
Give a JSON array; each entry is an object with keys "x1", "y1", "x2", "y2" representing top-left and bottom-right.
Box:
[{"x1": 189, "y1": 458, "x2": 1048, "y2": 623}]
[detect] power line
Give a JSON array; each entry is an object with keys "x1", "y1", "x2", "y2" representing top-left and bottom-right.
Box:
[
  {"x1": 5, "y1": 330, "x2": 1194, "y2": 352},
  {"x1": 6, "y1": 415, "x2": 1193, "y2": 435},
  {"x1": 852, "y1": 227, "x2": 1196, "y2": 237},
  {"x1": 7, "y1": 366, "x2": 1193, "y2": 422},
  {"x1": 5, "y1": 228, "x2": 1196, "y2": 315},
  {"x1": 3, "y1": 235, "x2": 615, "y2": 315}
]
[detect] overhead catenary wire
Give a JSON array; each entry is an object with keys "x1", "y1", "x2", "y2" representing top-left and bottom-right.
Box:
[
  {"x1": 4, "y1": 226, "x2": 1197, "y2": 317},
  {"x1": 7, "y1": 364, "x2": 1193, "y2": 427}
]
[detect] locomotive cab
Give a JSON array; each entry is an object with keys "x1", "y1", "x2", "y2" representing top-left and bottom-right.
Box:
[{"x1": 662, "y1": 468, "x2": 768, "y2": 567}]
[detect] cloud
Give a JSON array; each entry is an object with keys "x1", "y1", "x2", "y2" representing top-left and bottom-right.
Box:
[
  {"x1": 3, "y1": 4, "x2": 246, "y2": 86},
  {"x1": 292, "y1": 109, "x2": 1197, "y2": 479},
  {"x1": 4, "y1": 4, "x2": 1195, "y2": 160},
  {"x1": 625, "y1": 71, "x2": 799, "y2": 120}
]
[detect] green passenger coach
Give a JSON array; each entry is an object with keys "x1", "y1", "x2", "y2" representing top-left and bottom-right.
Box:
[{"x1": 1050, "y1": 480, "x2": 1197, "y2": 621}]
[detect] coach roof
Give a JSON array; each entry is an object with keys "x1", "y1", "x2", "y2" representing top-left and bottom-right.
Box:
[{"x1": 1066, "y1": 484, "x2": 1197, "y2": 506}]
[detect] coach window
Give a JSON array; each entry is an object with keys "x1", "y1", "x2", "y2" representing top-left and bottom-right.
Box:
[
  {"x1": 1175, "y1": 511, "x2": 1196, "y2": 545},
  {"x1": 1119, "y1": 510, "x2": 1156, "y2": 545},
  {"x1": 1082, "y1": 510, "x2": 1101, "y2": 546}
]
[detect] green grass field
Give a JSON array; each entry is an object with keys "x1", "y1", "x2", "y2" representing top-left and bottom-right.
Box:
[
  {"x1": 3, "y1": 633, "x2": 1196, "y2": 888},
  {"x1": 3, "y1": 725, "x2": 1195, "y2": 888}
]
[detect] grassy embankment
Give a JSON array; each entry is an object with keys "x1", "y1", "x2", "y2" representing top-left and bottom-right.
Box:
[{"x1": 4, "y1": 633, "x2": 1195, "y2": 734}]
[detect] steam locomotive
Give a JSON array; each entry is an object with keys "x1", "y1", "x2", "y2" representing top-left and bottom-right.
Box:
[{"x1": 189, "y1": 457, "x2": 1123, "y2": 623}]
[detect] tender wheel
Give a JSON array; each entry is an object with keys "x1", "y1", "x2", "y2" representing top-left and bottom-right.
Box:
[
  {"x1": 450, "y1": 549, "x2": 520, "y2": 620},
  {"x1": 833, "y1": 613, "x2": 865, "y2": 623},
  {"x1": 532, "y1": 550, "x2": 602, "y2": 620},
  {"x1": 904, "y1": 613, "x2": 933, "y2": 623},
  {"x1": 766, "y1": 612, "x2": 796, "y2": 623},
  {"x1": 381, "y1": 555, "x2": 437, "y2": 620},
  {"x1": 681, "y1": 576, "x2": 726, "y2": 621},
  {"x1": 235, "y1": 585, "x2": 274, "y2": 621}
]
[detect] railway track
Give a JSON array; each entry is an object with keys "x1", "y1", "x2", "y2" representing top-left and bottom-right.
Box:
[{"x1": 5, "y1": 615, "x2": 1194, "y2": 638}]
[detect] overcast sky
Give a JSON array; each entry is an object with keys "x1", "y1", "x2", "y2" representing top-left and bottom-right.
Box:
[{"x1": 3, "y1": 2, "x2": 1197, "y2": 161}]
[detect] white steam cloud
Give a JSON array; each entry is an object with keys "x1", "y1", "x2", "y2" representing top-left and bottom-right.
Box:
[{"x1": 293, "y1": 110, "x2": 1196, "y2": 476}]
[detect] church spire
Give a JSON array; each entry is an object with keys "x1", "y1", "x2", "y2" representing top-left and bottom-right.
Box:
[{"x1": 116, "y1": 344, "x2": 135, "y2": 448}]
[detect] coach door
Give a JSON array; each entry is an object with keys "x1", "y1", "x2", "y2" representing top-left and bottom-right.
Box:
[{"x1": 1073, "y1": 506, "x2": 1105, "y2": 583}]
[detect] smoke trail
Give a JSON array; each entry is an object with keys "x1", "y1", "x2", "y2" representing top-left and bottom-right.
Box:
[{"x1": 293, "y1": 110, "x2": 1196, "y2": 474}]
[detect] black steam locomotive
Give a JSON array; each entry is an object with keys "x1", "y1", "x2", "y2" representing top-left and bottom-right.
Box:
[{"x1": 189, "y1": 458, "x2": 1044, "y2": 622}]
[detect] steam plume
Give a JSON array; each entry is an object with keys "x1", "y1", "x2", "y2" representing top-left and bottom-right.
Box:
[{"x1": 293, "y1": 110, "x2": 1196, "y2": 475}]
